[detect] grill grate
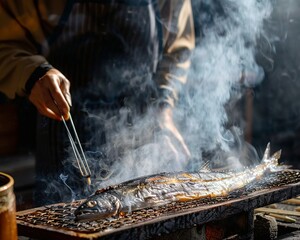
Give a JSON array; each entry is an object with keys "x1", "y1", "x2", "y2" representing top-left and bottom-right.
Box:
[{"x1": 17, "y1": 170, "x2": 300, "y2": 239}]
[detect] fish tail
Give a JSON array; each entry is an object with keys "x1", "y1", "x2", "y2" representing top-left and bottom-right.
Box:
[
  {"x1": 271, "y1": 150, "x2": 282, "y2": 163},
  {"x1": 262, "y1": 143, "x2": 285, "y2": 171},
  {"x1": 262, "y1": 143, "x2": 281, "y2": 162}
]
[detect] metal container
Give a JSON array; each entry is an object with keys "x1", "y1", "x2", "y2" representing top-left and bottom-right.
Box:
[{"x1": 0, "y1": 172, "x2": 17, "y2": 240}]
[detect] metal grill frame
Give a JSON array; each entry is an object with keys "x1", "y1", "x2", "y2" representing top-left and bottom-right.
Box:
[{"x1": 17, "y1": 170, "x2": 300, "y2": 240}]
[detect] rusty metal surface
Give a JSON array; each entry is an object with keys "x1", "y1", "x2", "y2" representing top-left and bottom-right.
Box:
[{"x1": 17, "y1": 170, "x2": 300, "y2": 240}]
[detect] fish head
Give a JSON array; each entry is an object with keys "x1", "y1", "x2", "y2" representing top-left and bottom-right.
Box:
[{"x1": 74, "y1": 192, "x2": 122, "y2": 221}]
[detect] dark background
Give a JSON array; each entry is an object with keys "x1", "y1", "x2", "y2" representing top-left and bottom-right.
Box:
[{"x1": 253, "y1": 0, "x2": 300, "y2": 169}]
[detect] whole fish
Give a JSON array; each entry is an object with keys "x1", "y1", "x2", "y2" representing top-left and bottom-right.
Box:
[{"x1": 74, "y1": 144, "x2": 281, "y2": 221}]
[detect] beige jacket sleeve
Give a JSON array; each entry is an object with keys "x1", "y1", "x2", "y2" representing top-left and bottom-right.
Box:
[
  {"x1": 0, "y1": 0, "x2": 49, "y2": 99},
  {"x1": 0, "y1": 0, "x2": 69, "y2": 99},
  {"x1": 156, "y1": 0, "x2": 195, "y2": 108}
]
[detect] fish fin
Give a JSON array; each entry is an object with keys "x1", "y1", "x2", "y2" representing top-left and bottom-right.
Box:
[
  {"x1": 268, "y1": 150, "x2": 283, "y2": 171},
  {"x1": 262, "y1": 143, "x2": 282, "y2": 162},
  {"x1": 271, "y1": 149, "x2": 282, "y2": 161},
  {"x1": 268, "y1": 149, "x2": 281, "y2": 165},
  {"x1": 261, "y1": 143, "x2": 284, "y2": 171},
  {"x1": 262, "y1": 142, "x2": 271, "y2": 162}
]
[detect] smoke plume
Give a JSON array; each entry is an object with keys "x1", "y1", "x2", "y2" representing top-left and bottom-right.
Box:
[
  {"x1": 176, "y1": 0, "x2": 272, "y2": 169},
  {"x1": 75, "y1": 0, "x2": 273, "y2": 191},
  {"x1": 53, "y1": 0, "x2": 274, "y2": 199}
]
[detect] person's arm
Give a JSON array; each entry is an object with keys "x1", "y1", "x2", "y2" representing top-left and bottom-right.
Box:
[
  {"x1": 156, "y1": 0, "x2": 195, "y2": 108},
  {"x1": 0, "y1": 0, "x2": 70, "y2": 120},
  {"x1": 155, "y1": 0, "x2": 195, "y2": 161}
]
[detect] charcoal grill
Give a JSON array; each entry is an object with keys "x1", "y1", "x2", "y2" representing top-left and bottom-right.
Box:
[{"x1": 17, "y1": 170, "x2": 300, "y2": 240}]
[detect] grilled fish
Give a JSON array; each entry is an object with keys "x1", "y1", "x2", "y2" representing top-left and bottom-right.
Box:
[{"x1": 74, "y1": 144, "x2": 281, "y2": 221}]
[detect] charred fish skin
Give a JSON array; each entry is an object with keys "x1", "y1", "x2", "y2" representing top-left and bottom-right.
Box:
[{"x1": 75, "y1": 144, "x2": 281, "y2": 221}]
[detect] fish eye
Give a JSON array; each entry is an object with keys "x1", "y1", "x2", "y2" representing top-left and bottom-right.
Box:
[{"x1": 87, "y1": 200, "x2": 97, "y2": 208}]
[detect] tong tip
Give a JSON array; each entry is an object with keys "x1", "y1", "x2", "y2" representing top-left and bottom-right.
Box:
[{"x1": 86, "y1": 176, "x2": 91, "y2": 186}]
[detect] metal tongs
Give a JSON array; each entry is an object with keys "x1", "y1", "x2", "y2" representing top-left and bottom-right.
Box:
[{"x1": 61, "y1": 113, "x2": 92, "y2": 185}]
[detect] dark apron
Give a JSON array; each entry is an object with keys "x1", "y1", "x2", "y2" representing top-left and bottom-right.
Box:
[{"x1": 35, "y1": 0, "x2": 162, "y2": 205}]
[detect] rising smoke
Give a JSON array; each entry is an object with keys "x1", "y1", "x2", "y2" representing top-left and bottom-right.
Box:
[
  {"x1": 51, "y1": 0, "x2": 275, "y2": 200},
  {"x1": 81, "y1": 0, "x2": 274, "y2": 190},
  {"x1": 176, "y1": 0, "x2": 273, "y2": 169}
]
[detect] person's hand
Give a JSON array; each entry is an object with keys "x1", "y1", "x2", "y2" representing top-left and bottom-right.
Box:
[
  {"x1": 29, "y1": 68, "x2": 71, "y2": 121},
  {"x1": 158, "y1": 107, "x2": 191, "y2": 166}
]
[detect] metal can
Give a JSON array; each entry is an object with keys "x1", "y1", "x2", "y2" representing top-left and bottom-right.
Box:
[{"x1": 0, "y1": 172, "x2": 17, "y2": 240}]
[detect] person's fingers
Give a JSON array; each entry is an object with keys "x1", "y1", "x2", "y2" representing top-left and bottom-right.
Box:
[
  {"x1": 41, "y1": 84, "x2": 62, "y2": 117},
  {"x1": 160, "y1": 135, "x2": 189, "y2": 170},
  {"x1": 36, "y1": 74, "x2": 66, "y2": 119},
  {"x1": 159, "y1": 115, "x2": 191, "y2": 159},
  {"x1": 60, "y1": 78, "x2": 72, "y2": 107},
  {"x1": 29, "y1": 96, "x2": 61, "y2": 120},
  {"x1": 158, "y1": 107, "x2": 190, "y2": 159},
  {"x1": 168, "y1": 126, "x2": 191, "y2": 158},
  {"x1": 162, "y1": 135, "x2": 179, "y2": 162},
  {"x1": 38, "y1": 105, "x2": 62, "y2": 120},
  {"x1": 45, "y1": 74, "x2": 70, "y2": 119},
  {"x1": 28, "y1": 68, "x2": 71, "y2": 120},
  {"x1": 29, "y1": 79, "x2": 60, "y2": 120}
]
